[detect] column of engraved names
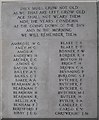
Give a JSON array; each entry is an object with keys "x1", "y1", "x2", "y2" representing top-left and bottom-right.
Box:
[
  {"x1": 56, "y1": 41, "x2": 89, "y2": 116},
  {"x1": 11, "y1": 41, "x2": 40, "y2": 116}
]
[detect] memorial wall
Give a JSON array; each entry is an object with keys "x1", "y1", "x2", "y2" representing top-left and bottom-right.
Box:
[{"x1": 1, "y1": 1, "x2": 97, "y2": 119}]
